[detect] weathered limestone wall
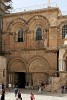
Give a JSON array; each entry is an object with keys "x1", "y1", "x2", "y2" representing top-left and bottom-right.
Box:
[
  {"x1": 51, "y1": 77, "x2": 61, "y2": 92},
  {"x1": 59, "y1": 73, "x2": 67, "y2": 86},
  {"x1": 0, "y1": 56, "x2": 7, "y2": 86},
  {"x1": 7, "y1": 50, "x2": 57, "y2": 73},
  {"x1": 45, "y1": 77, "x2": 61, "y2": 92},
  {"x1": 3, "y1": 8, "x2": 60, "y2": 51},
  {"x1": 49, "y1": 28, "x2": 58, "y2": 48}
]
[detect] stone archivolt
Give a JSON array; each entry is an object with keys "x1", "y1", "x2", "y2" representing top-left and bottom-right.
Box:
[
  {"x1": 8, "y1": 58, "x2": 27, "y2": 72},
  {"x1": 8, "y1": 56, "x2": 50, "y2": 73},
  {"x1": 29, "y1": 58, "x2": 49, "y2": 72}
]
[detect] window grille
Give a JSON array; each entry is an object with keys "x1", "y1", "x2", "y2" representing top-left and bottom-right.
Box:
[{"x1": 62, "y1": 25, "x2": 67, "y2": 39}]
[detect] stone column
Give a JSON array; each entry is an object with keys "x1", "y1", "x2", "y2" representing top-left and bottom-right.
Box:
[
  {"x1": 47, "y1": 30, "x2": 49, "y2": 47},
  {"x1": 9, "y1": 74, "x2": 11, "y2": 84},
  {"x1": 25, "y1": 73, "x2": 29, "y2": 86},
  {"x1": 11, "y1": 74, "x2": 12, "y2": 84},
  {"x1": 59, "y1": 59, "x2": 66, "y2": 71},
  {"x1": 28, "y1": 73, "x2": 32, "y2": 88},
  {"x1": 12, "y1": 73, "x2": 15, "y2": 88},
  {"x1": 63, "y1": 60, "x2": 66, "y2": 71},
  {"x1": 44, "y1": 29, "x2": 48, "y2": 48}
]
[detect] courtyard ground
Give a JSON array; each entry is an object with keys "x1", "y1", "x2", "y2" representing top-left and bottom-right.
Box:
[{"x1": 3, "y1": 89, "x2": 67, "y2": 100}]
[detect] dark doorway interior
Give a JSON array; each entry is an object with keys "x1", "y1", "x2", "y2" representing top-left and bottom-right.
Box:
[{"x1": 15, "y1": 72, "x2": 26, "y2": 88}]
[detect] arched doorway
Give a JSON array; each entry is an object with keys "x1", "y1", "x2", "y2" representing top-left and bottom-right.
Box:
[
  {"x1": 28, "y1": 57, "x2": 50, "y2": 86},
  {"x1": 8, "y1": 58, "x2": 27, "y2": 88}
]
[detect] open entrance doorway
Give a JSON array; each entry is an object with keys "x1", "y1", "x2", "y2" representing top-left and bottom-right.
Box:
[{"x1": 15, "y1": 72, "x2": 26, "y2": 88}]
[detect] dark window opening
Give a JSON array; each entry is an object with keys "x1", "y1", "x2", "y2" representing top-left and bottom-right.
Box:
[
  {"x1": 18, "y1": 29, "x2": 23, "y2": 42},
  {"x1": 36, "y1": 27, "x2": 42, "y2": 40}
]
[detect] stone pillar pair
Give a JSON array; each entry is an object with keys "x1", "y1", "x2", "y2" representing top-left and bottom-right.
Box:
[
  {"x1": 59, "y1": 59, "x2": 67, "y2": 86},
  {"x1": 59, "y1": 59, "x2": 66, "y2": 71},
  {"x1": 8, "y1": 73, "x2": 14, "y2": 88}
]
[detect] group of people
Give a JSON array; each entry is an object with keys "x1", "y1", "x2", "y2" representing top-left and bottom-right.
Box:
[
  {"x1": 38, "y1": 81, "x2": 45, "y2": 94},
  {"x1": 1, "y1": 82, "x2": 35, "y2": 100},
  {"x1": 14, "y1": 87, "x2": 35, "y2": 100},
  {"x1": 14, "y1": 87, "x2": 22, "y2": 100},
  {"x1": 3, "y1": 81, "x2": 67, "y2": 100},
  {"x1": 1, "y1": 81, "x2": 67, "y2": 100},
  {"x1": 61, "y1": 85, "x2": 67, "y2": 93}
]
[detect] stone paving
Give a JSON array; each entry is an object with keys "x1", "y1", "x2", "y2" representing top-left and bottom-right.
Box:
[{"x1": 1, "y1": 89, "x2": 67, "y2": 100}]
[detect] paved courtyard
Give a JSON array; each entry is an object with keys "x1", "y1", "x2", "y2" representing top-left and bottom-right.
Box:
[{"x1": 3, "y1": 89, "x2": 67, "y2": 100}]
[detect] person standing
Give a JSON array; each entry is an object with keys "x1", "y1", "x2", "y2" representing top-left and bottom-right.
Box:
[
  {"x1": 30, "y1": 92, "x2": 35, "y2": 100},
  {"x1": 8, "y1": 83, "x2": 11, "y2": 91},
  {"x1": 1, "y1": 88, "x2": 5, "y2": 100},
  {"x1": 38, "y1": 86, "x2": 42, "y2": 94},
  {"x1": 16, "y1": 90, "x2": 22, "y2": 100},
  {"x1": 2, "y1": 82, "x2": 5, "y2": 90},
  {"x1": 14, "y1": 86, "x2": 18, "y2": 97},
  {"x1": 61, "y1": 85, "x2": 64, "y2": 93}
]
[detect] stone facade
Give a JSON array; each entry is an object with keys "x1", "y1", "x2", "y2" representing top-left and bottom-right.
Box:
[
  {"x1": 0, "y1": 7, "x2": 67, "y2": 90},
  {"x1": 0, "y1": 56, "x2": 7, "y2": 86}
]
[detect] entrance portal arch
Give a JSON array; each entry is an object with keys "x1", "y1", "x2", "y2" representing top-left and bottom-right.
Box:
[
  {"x1": 8, "y1": 58, "x2": 27, "y2": 72},
  {"x1": 8, "y1": 58, "x2": 27, "y2": 88},
  {"x1": 28, "y1": 56, "x2": 50, "y2": 86}
]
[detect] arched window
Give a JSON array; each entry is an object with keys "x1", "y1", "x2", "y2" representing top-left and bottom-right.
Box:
[
  {"x1": 36, "y1": 27, "x2": 42, "y2": 40},
  {"x1": 18, "y1": 29, "x2": 23, "y2": 42},
  {"x1": 62, "y1": 25, "x2": 67, "y2": 39}
]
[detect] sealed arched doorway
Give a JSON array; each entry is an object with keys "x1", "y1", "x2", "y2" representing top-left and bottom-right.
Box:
[
  {"x1": 28, "y1": 57, "x2": 50, "y2": 86},
  {"x1": 8, "y1": 58, "x2": 27, "y2": 88}
]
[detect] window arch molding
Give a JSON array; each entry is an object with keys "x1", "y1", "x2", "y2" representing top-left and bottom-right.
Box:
[{"x1": 60, "y1": 23, "x2": 67, "y2": 39}]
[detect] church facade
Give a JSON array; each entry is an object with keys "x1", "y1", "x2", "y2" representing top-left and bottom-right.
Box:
[{"x1": 1, "y1": 7, "x2": 67, "y2": 90}]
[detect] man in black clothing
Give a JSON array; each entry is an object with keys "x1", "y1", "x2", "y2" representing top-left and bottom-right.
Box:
[
  {"x1": 2, "y1": 82, "x2": 5, "y2": 90},
  {"x1": 1, "y1": 88, "x2": 5, "y2": 100}
]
